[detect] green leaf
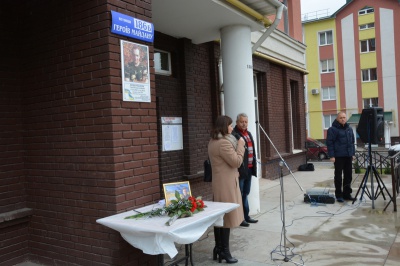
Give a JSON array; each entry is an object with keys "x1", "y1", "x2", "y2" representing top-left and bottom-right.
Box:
[
  {"x1": 125, "y1": 214, "x2": 140, "y2": 219},
  {"x1": 175, "y1": 190, "x2": 181, "y2": 200}
]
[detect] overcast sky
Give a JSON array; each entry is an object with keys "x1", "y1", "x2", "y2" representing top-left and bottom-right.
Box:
[{"x1": 301, "y1": 0, "x2": 347, "y2": 17}]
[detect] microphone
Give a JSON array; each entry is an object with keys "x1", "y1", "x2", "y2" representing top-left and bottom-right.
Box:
[
  {"x1": 232, "y1": 131, "x2": 241, "y2": 140},
  {"x1": 279, "y1": 161, "x2": 284, "y2": 168},
  {"x1": 255, "y1": 121, "x2": 258, "y2": 124}
]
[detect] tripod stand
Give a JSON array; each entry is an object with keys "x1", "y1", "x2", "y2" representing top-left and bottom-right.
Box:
[
  {"x1": 352, "y1": 123, "x2": 393, "y2": 210},
  {"x1": 256, "y1": 122, "x2": 304, "y2": 265}
]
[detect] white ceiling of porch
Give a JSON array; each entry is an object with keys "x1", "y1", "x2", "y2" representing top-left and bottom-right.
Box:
[{"x1": 152, "y1": 0, "x2": 279, "y2": 44}]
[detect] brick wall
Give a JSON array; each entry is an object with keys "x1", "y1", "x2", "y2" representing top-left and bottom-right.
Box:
[
  {"x1": 286, "y1": 67, "x2": 306, "y2": 150},
  {"x1": 0, "y1": 1, "x2": 29, "y2": 264},
  {"x1": 253, "y1": 56, "x2": 306, "y2": 179},
  {"x1": 154, "y1": 33, "x2": 216, "y2": 201},
  {"x1": 0, "y1": 12, "x2": 25, "y2": 214},
  {"x1": 1, "y1": 0, "x2": 158, "y2": 265}
]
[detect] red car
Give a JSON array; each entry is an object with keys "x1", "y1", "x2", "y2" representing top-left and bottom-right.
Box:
[{"x1": 306, "y1": 137, "x2": 329, "y2": 160}]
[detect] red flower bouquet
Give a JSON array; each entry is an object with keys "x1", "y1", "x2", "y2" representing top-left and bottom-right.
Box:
[{"x1": 125, "y1": 191, "x2": 206, "y2": 226}]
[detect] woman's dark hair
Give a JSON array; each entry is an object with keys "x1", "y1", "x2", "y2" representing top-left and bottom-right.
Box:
[{"x1": 211, "y1": 115, "x2": 232, "y2": 139}]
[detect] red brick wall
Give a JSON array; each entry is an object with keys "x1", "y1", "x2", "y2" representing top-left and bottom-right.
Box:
[
  {"x1": 0, "y1": 34, "x2": 25, "y2": 213},
  {"x1": 1, "y1": 0, "x2": 158, "y2": 265},
  {"x1": 154, "y1": 33, "x2": 215, "y2": 201},
  {"x1": 0, "y1": 2, "x2": 26, "y2": 214},
  {"x1": 253, "y1": 57, "x2": 306, "y2": 179},
  {"x1": 0, "y1": 1, "x2": 29, "y2": 264}
]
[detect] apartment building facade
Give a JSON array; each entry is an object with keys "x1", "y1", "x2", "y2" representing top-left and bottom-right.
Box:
[{"x1": 303, "y1": 0, "x2": 400, "y2": 145}]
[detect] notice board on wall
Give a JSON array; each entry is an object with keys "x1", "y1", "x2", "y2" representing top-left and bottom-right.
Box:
[{"x1": 161, "y1": 117, "x2": 183, "y2": 151}]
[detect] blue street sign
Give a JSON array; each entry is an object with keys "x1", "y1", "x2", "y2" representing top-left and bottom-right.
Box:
[{"x1": 111, "y1": 11, "x2": 154, "y2": 43}]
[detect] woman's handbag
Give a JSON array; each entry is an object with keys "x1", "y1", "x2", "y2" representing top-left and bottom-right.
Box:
[{"x1": 204, "y1": 158, "x2": 212, "y2": 182}]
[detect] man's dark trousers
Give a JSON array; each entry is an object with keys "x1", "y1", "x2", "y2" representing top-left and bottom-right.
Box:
[
  {"x1": 239, "y1": 168, "x2": 252, "y2": 220},
  {"x1": 334, "y1": 156, "x2": 353, "y2": 198}
]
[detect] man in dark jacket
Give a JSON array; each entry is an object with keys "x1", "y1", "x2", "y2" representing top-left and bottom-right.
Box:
[
  {"x1": 233, "y1": 113, "x2": 258, "y2": 227},
  {"x1": 326, "y1": 111, "x2": 356, "y2": 203}
]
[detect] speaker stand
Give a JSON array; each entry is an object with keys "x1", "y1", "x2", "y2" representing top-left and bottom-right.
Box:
[{"x1": 353, "y1": 129, "x2": 393, "y2": 210}]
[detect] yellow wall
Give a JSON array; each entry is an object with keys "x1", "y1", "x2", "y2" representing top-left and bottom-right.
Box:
[
  {"x1": 358, "y1": 13, "x2": 374, "y2": 25},
  {"x1": 304, "y1": 18, "x2": 336, "y2": 139},
  {"x1": 361, "y1": 81, "x2": 378, "y2": 98},
  {"x1": 358, "y1": 13, "x2": 377, "y2": 100},
  {"x1": 359, "y1": 28, "x2": 375, "y2": 40},
  {"x1": 360, "y1": 52, "x2": 376, "y2": 69}
]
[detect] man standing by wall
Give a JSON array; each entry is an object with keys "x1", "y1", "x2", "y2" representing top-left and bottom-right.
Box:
[
  {"x1": 326, "y1": 111, "x2": 356, "y2": 203},
  {"x1": 233, "y1": 113, "x2": 258, "y2": 227}
]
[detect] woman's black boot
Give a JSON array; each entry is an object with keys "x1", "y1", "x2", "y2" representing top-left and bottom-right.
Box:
[
  {"x1": 218, "y1": 228, "x2": 238, "y2": 264},
  {"x1": 213, "y1": 227, "x2": 221, "y2": 260}
]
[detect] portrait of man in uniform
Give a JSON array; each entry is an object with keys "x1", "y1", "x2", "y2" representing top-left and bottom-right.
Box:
[{"x1": 122, "y1": 42, "x2": 149, "y2": 83}]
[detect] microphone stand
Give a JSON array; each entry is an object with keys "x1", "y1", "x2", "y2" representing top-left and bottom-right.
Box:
[
  {"x1": 257, "y1": 121, "x2": 304, "y2": 265},
  {"x1": 256, "y1": 121, "x2": 305, "y2": 192},
  {"x1": 279, "y1": 161, "x2": 289, "y2": 262},
  {"x1": 271, "y1": 161, "x2": 303, "y2": 265}
]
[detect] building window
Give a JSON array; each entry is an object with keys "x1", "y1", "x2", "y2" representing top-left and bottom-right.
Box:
[
  {"x1": 359, "y1": 23, "x2": 374, "y2": 30},
  {"x1": 290, "y1": 81, "x2": 301, "y2": 150},
  {"x1": 319, "y1": 30, "x2": 333, "y2": 46},
  {"x1": 362, "y1": 68, "x2": 377, "y2": 82},
  {"x1": 323, "y1": 114, "x2": 336, "y2": 129},
  {"x1": 322, "y1": 87, "x2": 336, "y2": 100},
  {"x1": 359, "y1": 7, "x2": 374, "y2": 15},
  {"x1": 321, "y1": 59, "x2": 335, "y2": 73},
  {"x1": 154, "y1": 49, "x2": 171, "y2": 75},
  {"x1": 360, "y1": 39, "x2": 375, "y2": 53},
  {"x1": 363, "y1": 98, "x2": 379, "y2": 108}
]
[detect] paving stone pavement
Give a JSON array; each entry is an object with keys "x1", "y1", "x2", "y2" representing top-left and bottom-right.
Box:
[{"x1": 169, "y1": 161, "x2": 400, "y2": 266}]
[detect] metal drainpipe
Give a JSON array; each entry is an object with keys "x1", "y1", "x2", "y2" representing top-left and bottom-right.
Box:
[
  {"x1": 283, "y1": 0, "x2": 288, "y2": 34},
  {"x1": 252, "y1": 1, "x2": 286, "y2": 53}
]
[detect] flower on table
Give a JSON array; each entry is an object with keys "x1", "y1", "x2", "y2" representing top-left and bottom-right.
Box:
[{"x1": 125, "y1": 191, "x2": 206, "y2": 225}]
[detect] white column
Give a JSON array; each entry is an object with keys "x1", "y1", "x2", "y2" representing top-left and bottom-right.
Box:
[{"x1": 220, "y1": 25, "x2": 260, "y2": 215}]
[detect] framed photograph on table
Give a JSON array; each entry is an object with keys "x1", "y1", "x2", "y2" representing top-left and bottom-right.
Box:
[{"x1": 163, "y1": 181, "x2": 192, "y2": 206}]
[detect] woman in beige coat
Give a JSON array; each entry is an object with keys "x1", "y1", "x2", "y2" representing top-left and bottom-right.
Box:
[{"x1": 208, "y1": 115, "x2": 245, "y2": 264}]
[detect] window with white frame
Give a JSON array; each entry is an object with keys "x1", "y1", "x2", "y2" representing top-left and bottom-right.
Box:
[
  {"x1": 359, "y1": 7, "x2": 374, "y2": 15},
  {"x1": 360, "y1": 39, "x2": 375, "y2": 52},
  {"x1": 363, "y1": 98, "x2": 379, "y2": 108},
  {"x1": 362, "y1": 68, "x2": 377, "y2": 82},
  {"x1": 319, "y1": 30, "x2": 333, "y2": 46},
  {"x1": 359, "y1": 23, "x2": 374, "y2": 30},
  {"x1": 321, "y1": 59, "x2": 335, "y2": 73},
  {"x1": 154, "y1": 49, "x2": 171, "y2": 75},
  {"x1": 322, "y1": 87, "x2": 336, "y2": 100},
  {"x1": 323, "y1": 114, "x2": 336, "y2": 129}
]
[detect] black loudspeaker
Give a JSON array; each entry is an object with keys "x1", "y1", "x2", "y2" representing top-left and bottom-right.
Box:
[{"x1": 356, "y1": 107, "x2": 384, "y2": 144}]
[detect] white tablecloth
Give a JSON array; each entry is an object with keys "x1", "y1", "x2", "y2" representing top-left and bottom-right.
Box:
[{"x1": 96, "y1": 201, "x2": 239, "y2": 258}]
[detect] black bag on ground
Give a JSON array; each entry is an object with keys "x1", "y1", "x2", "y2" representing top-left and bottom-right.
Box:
[
  {"x1": 298, "y1": 163, "x2": 314, "y2": 171},
  {"x1": 204, "y1": 158, "x2": 212, "y2": 182}
]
